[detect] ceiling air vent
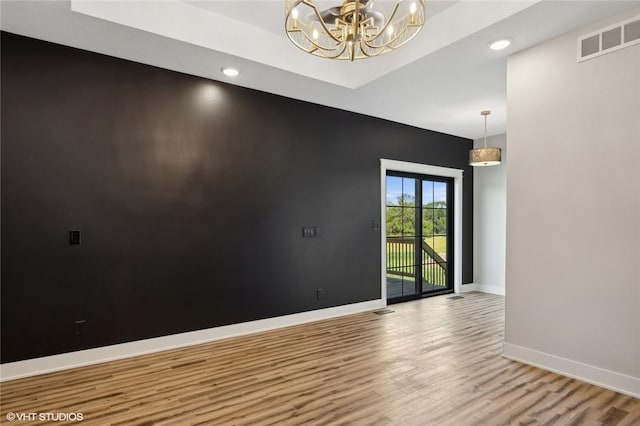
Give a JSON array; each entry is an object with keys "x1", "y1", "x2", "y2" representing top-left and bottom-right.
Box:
[{"x1": 577, "y1": 15, "x2": 640, "y2": 62}]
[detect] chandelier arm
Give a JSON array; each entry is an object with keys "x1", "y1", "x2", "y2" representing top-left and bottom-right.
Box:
[
  {"x1": 363, "y1": 29, "x2": 409, "y2": 49},
  {"x1": 362, "y1": 25, "x2": 410, "y2": 49},
  {"x1": 285, "y1": 28, "x2": 347, "y2": 58},
  {"x1": 330, "y1": 44, "x2": 349, "y2": 59},
  {"x1": 299, "y1": 38, "x2": 348, "y2": 58},
  {"x1": 357, "y1": 41, "x2": 385, "y2": 57},
  {"x1": 293, "y1": 28, "x2": 346, "y2": 52},
  {"x1": 300, "y1": 0, "x2": 344, "y2": 44},
  {"x1": 286, "y1": 0, "x2": 304, "y2": 17},
  {"x1": 389, "y1": 25, "x2": 418, "y2": 45},
  {"x1": 367, "y1": 2, "x2": 402, "y2": 42},
  {"x1": 364, "y1": 16, "x2": 424, "y2": 48},
  {"x1": 357, "y1": 40, "x2": 374, "y2": 57},
  {"x1": 357, "y1": 43, "x2": 394, "y2": 58},
  {"x1": 316, "y1": 42, "x2": 349, "y2": 59},
  {"x1": 361, "y1": 24, "x2": 418, "y2": 53},
  {"x1": 369, "y1": 1, "x2": 425, "y2": 45}
]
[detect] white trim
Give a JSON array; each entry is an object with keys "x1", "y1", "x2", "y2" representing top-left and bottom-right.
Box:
[
  {"x1": 0, "y1": 299, "x2": 383, "y2": 382},
  {"x1": 475, "y1": 283, "x2": 505, "y2": 296},
  {"x1": 460, "y1": 283, "x2": 505, "y2": 295},
  {"x1": 379, "y1": 159, "x2": 464, "y2": 299},
  {"x1": 502, "y1": 342, "x2": 640, "y2": 399},
  {"x1": 460, "y1": 283, "x2": 477, "y2": 293},
  {"x1": 380, "y1": 166, "x2": 389, "y2": 303}
]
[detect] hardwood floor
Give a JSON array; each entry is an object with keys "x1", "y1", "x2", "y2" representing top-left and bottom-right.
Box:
[{"x1": 1, "y1": 292, "x2": 638, "y2": 425}]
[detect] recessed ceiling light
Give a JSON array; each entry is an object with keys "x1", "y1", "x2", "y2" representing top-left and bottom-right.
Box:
[
  {"x1": 489, "y1": 39, "x2": 511, "y2": 50},
  {"x1": 221, "y1": 68, "x2": 239, "y2": 77}
]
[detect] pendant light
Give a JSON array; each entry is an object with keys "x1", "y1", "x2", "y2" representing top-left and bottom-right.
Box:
[{"x1": 469, "y1": 110, "x2": 501, "y2": 167}]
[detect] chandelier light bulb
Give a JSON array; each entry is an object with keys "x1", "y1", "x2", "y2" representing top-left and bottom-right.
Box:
[{"x1": 410, "y1": 2, "x2": 417, "y2": 14}]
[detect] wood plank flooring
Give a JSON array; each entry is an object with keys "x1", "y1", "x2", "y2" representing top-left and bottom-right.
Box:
[{"x1": 1, "y1": 292, "x2": 638, "y2": 425}]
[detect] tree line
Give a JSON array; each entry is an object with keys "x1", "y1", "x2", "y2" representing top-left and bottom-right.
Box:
[{"x1": 387, "y1": 195, "x2": 447, "y2": 236}]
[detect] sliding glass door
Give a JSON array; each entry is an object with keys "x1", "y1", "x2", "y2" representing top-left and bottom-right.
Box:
[{"x1": 386, "y1": 172, "x2": 453, "y2": 302}]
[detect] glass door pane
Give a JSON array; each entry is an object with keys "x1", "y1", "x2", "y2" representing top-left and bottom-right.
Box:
[
  {"x1": 421, "y1": 179, "x2": 449, "y2": 294},
  {"x1": 386, "y1": 173, "x2": 453, "y2": 302},
  {"x1": 386, "y1": 175, "x2": 418, "y2": 299}
]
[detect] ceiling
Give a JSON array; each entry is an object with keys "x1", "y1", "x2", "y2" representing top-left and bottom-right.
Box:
[{"x1": 2, "y1": 0, "x2": 639, "y2": 139}]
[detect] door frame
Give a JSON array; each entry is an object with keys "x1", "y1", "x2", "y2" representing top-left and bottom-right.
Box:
[{"x1": 380, "y1": 159, "x2": 464, "y2": 303}]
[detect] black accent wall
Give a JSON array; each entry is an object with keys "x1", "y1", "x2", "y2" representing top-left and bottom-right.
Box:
[{"x1": 1, "y1": 32, "x2": 473, "y2": 363}]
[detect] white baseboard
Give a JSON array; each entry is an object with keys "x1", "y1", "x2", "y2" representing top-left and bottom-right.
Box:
[
  {"x1": 502, "y1": 342, "x2": 640, "y2": 398},
  {"x1": 1, "y1": 299, "x2": 384, "y2": 382},
  {"x1": 475, "y1": 283, "x2": 505, "y2": 295},
  {"x1": 460, "y1": 283, "x2": 477, "y2": 292},
  {"x1": 460, "y1": 283, "x2": 505, "y2": 296}
]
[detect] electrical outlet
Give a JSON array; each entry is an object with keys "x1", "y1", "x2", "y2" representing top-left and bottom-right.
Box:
[
  {"x1": 69, "y1": 230, "x2": 81, "y2": 245},
  {"x1": 317, "y1": 288, "x2": 324, "y2": 299},
  {"x1": 302, "y1": 227, "x2": 315, "y2": 238},
  {"x1": 74, "y1": 320, "x2": 86, "y2": 335},
  {"x1": 372, "y1": 221, "x2": 381, "y2": 230}
]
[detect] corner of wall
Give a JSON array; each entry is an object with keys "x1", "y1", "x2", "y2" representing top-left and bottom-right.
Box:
[
  {"x1": 473, "y1": 133, "x2": 507, "y2": 296},
  {"x1": 503, "y1": 343, "x2": 640, "y2": 399}
]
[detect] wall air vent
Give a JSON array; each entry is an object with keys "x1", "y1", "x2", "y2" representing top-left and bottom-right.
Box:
[{"x1": 577, "y1": 15, "x2": 640, "y2": 62}]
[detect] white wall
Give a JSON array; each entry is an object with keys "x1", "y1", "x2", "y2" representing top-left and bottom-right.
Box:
[
  {"x1": 504, "y1": 7, "x2": 640, "y2": 397},
  {"x1": 473, "y1": 133, "x2": 507, "y2": 295}
]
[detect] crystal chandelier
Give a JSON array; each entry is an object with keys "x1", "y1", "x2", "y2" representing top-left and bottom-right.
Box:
[
  {"x1": 469, "y1": 110, "x2": 501, "y2": 167},
  {"x1": 285, "y1": 0, "x2": 427, "y2": 61}
]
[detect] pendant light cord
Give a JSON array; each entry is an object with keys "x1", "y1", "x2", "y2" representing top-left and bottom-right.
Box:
[
  {"x1": 481, "y1": 110, "x2": 491, "y2": 149},
  {"x1": 483, "y1": 114, "x2": 487, "y2": 149}
]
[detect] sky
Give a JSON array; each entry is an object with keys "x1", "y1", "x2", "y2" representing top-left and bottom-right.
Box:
[{"x1": 386, "y1": 176, "x2": 447, "y2": 205}]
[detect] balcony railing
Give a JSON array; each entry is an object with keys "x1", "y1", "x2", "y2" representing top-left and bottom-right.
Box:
[{"x1": 386, "y1": 236, "x2": 447, "y2": 286}]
